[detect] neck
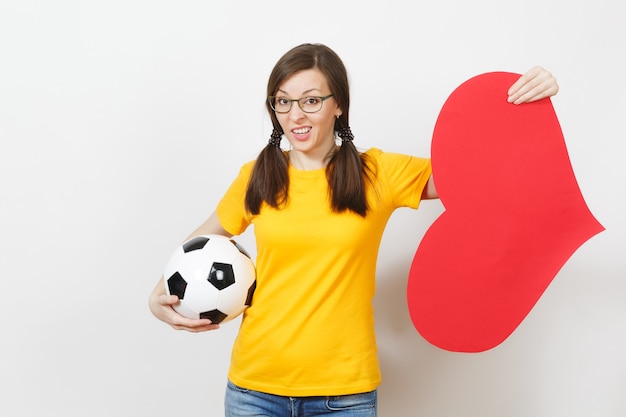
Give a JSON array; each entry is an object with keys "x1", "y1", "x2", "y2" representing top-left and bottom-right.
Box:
[
  {"x1": 289, "y1": 145, "x2": 338, "y2": 171},
  {"x1": 288, "y1": 152, "x2": 324, "y2": 171}
]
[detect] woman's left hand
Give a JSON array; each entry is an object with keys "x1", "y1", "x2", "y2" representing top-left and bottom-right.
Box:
[{"x1": 507, "y1": 66, "x2": 559, "y2": 105}]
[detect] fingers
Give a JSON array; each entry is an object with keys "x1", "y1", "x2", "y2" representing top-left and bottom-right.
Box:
[
  {"x1": 159, "y1": 294, "x2": 220, "y2": 332},
  {"x1": 159, "y1": 294, "x2": 181, "y2": 307},
  {"x1": 170, "y1": 318, "x2": 220, "y2": 333},
  {"x1": 507, "y1": 66, "x2": 559, "y2": 105}
]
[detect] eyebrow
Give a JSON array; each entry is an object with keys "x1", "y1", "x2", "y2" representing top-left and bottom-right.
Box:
[{"x1": 276, "y1": 88, "x2": 323, "y2": 96}]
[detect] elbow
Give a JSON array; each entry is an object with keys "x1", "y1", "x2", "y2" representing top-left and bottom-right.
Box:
[{"x1": 421, "y1": 175, "x2": 439, "y2": 200}]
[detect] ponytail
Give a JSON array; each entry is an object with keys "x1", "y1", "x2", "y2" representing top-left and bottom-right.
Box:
[
  {"x1": 326, "y1": 123, "x2": 372, "y2": 217},
  {"x1": 245, "y1": 128, "x2": 289, "y2": 215}
]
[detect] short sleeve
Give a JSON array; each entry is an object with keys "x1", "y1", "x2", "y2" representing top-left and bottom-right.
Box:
[
  {"x1": 373, "y1": 149, "x2": 432, "y2": 209},
  {"x1": 216, "y1": 161, "x2": 255, "y2": 236}
]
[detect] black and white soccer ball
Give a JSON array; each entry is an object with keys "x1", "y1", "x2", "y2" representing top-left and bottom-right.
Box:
[{"x1": 163, "y1": 234, "x2": 256, "y2": 324}]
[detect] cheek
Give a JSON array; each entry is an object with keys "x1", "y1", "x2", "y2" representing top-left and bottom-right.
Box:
[{"x1": 314, "y1": 112, "x2": 339, "y2": 133}]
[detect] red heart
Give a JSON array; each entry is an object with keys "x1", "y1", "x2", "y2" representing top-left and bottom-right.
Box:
[{"x1": 407, "y1": 72, "x2": 604, "y2": 352}]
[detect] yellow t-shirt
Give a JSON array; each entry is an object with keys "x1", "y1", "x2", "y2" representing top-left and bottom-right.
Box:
[{"x1": 216, "y1": 148, "x2": 431, "y2": 396}]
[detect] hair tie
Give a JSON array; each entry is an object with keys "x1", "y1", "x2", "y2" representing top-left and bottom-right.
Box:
[
  {"x1": 269, "y1": 129, "x2": 282, "y2": 148},
  {"x1": 337, "y1": 126, "x2": 354, "y2": 143}
]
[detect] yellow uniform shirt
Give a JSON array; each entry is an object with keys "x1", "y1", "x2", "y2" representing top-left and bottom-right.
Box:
[{"x1": 216, "y1": 148, "x2": 431, "y2": 396}]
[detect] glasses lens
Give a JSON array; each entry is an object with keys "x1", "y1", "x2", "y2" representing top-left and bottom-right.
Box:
[
  {"x1": 270, "y1": 97, "x2": 291, "y2": 113},
  {"x1": 300, "y1": 97, "x2": 323, "y2": 113}
]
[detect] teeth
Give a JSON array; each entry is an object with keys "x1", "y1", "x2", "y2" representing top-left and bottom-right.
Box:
[{"x1": 293, "y1": 127, "x2": 310, "y2": 134}]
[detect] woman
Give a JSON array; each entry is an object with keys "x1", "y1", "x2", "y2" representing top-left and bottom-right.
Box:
[{"x1": 149, "y1": 43, "x2": 559, "y2": 416}]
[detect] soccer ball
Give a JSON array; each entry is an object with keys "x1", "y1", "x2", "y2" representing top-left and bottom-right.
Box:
[{"x1": 163, "y1": 234, "x2": 256, "y2": 324}]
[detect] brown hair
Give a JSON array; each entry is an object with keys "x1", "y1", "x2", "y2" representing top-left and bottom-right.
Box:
[{"x1": 245, "y1": 43, "x2": 372, "y2": 216}]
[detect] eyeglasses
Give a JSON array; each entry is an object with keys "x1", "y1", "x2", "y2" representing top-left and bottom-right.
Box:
[{"x1": 268, "y1": 94, "x2": 334, "y2": 114}]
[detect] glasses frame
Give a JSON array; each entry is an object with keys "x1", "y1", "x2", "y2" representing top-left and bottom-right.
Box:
[{"x1": 268, "y1": 94, "x2": 335, "y2": 114}]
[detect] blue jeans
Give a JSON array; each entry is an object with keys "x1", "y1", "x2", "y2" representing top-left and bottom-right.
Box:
[{"x1": 225, "y1": 380, "x2": 377, "y2": 417}]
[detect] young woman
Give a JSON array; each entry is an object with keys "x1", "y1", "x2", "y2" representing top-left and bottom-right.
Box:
[{"x1": 149, "y1": 43, "x2": 559, "y2": 416}]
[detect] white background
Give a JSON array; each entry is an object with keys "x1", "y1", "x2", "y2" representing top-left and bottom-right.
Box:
[{"x1": 1, "y1": 1, "x2": 624, "y2": 416}]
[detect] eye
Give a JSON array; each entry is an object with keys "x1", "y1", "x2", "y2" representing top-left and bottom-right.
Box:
[
  {"x1": 303, "y1": 96, "x2": 321, "y2": 105},
  {"x1": 276, "y1": 97, "x2": 291, "y2": 106}
]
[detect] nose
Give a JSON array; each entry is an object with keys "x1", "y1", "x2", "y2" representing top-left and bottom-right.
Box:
[{"x1": 287, "y1": 103, "x2": 306, "y2": 122}]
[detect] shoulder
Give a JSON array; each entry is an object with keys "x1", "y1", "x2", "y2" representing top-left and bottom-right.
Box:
[
  {"x1": 240, "y1": 150, "x2": 289, "y2": 174},
  {"x1": 362, "y1": 147, "x2": 430, "y2": 167},
  {"x1": 237, "y1": 159, "x2": 257, "y2": 177}
]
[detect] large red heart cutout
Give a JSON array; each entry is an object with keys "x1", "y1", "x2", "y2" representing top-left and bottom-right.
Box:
[{"x1": 408, "y1": 72, "x2": 604, "y2": 352}]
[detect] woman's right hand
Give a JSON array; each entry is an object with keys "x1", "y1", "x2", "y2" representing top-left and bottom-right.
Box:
[{"x1": 149, "y1": 278, "x2": 220, "y2": 332}]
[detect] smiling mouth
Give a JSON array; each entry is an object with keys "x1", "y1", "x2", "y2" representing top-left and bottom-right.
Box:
[{"x1": 292, "y1": 127, "x2": 311, "y2": 134}]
